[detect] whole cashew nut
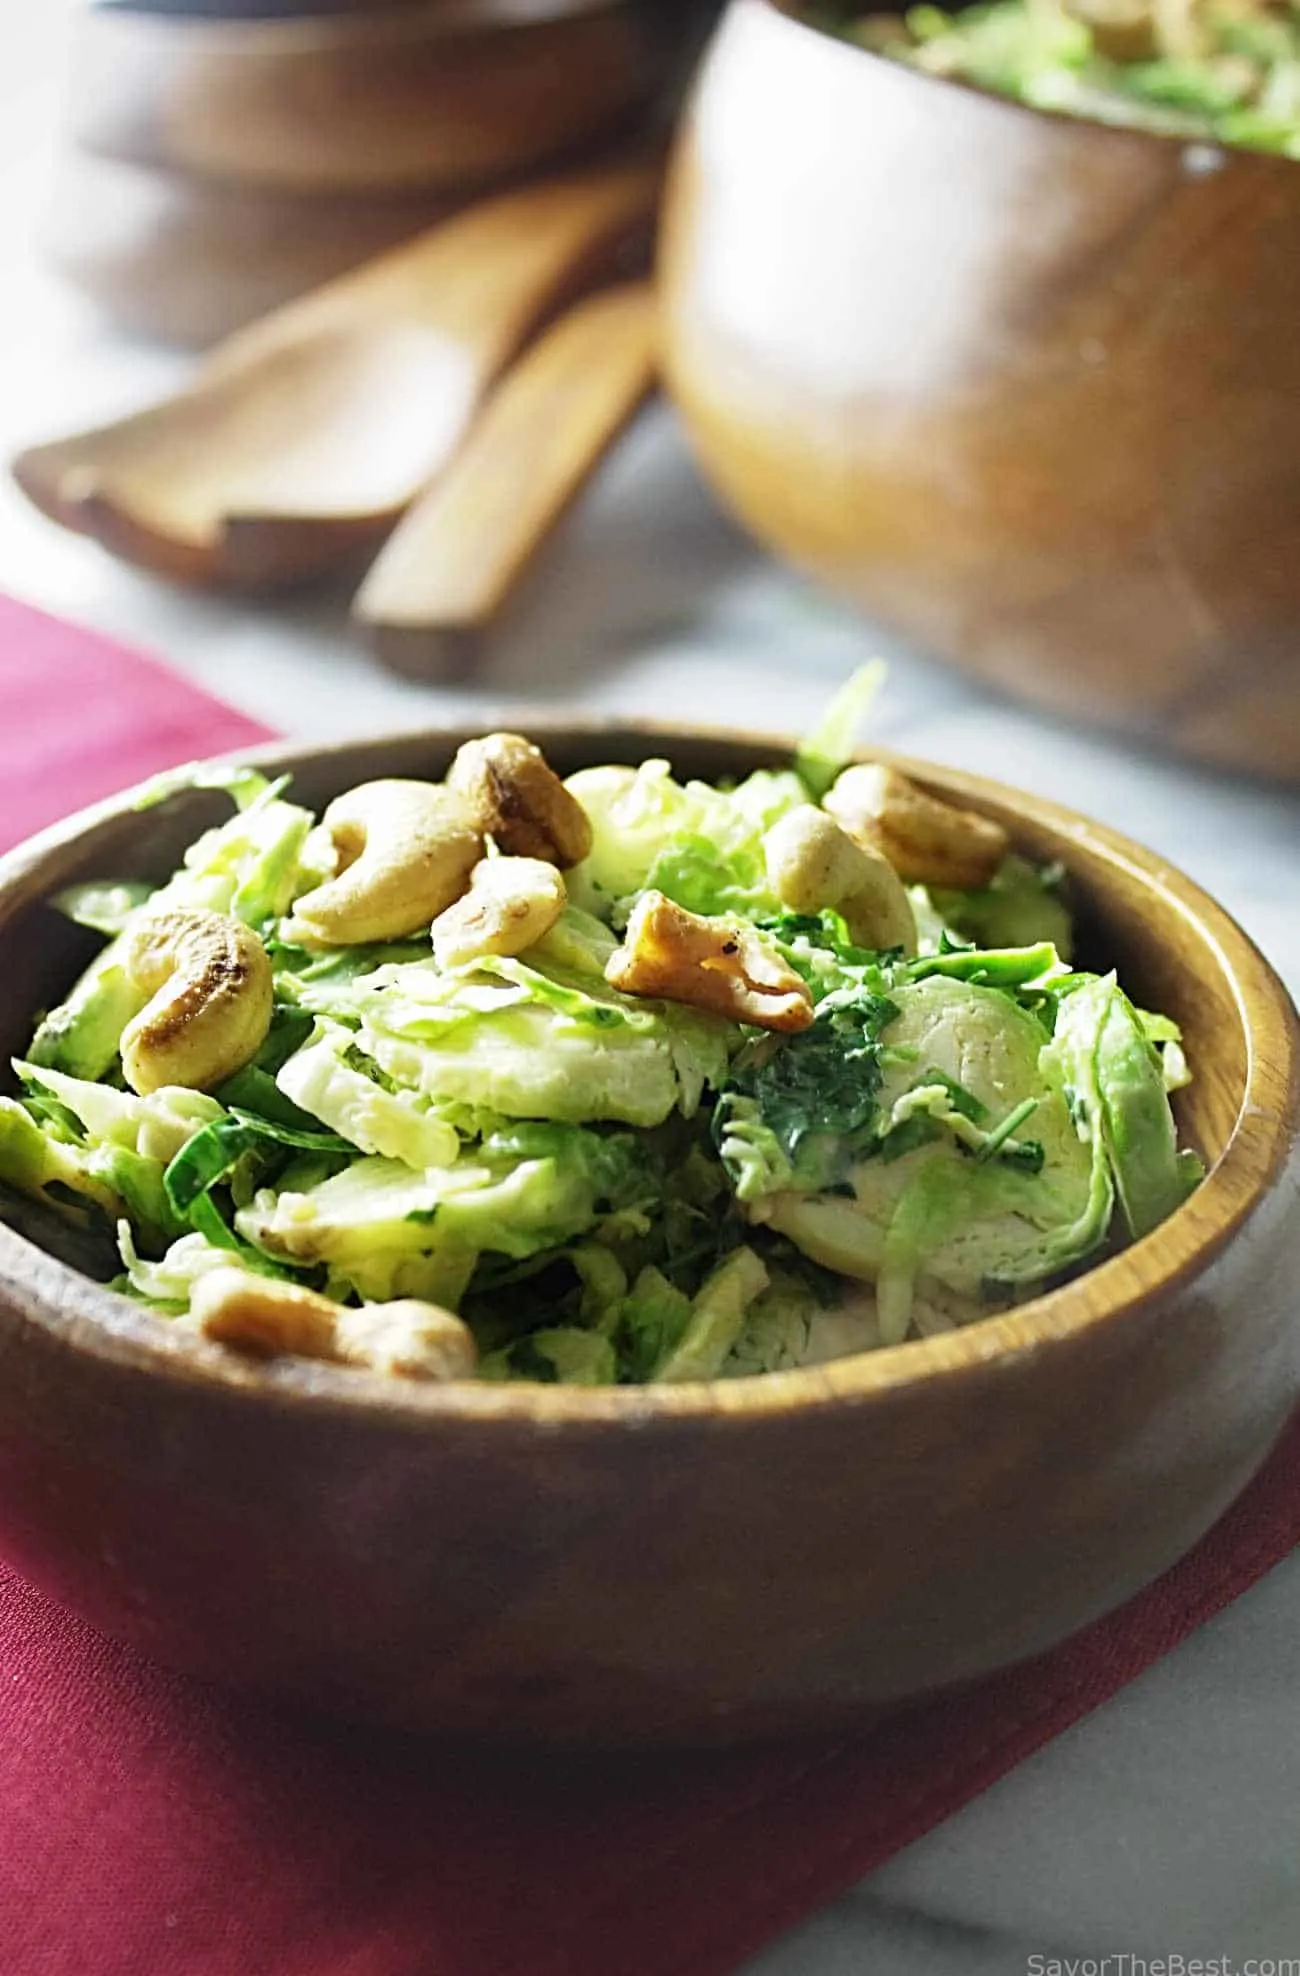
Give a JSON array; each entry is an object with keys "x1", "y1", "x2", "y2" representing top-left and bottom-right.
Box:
[
  {"x1": 120, "y1": 909, "x2": 274, "y2": 1096},
  {"x1": 286, "y1": 780, "x2": 484, "y2": 946},
  {"x1": 189, "y1": 1269, "x2": 478, "y2": 1381},
  {"x1": 824, "y1": 764, "x2": 1008, "y2": 892},
  {"x1": 431, "y1": 856, "x2": 567, "y2": 970},
  {"x1": 334, "y1": 1301, "x2": 478, "y2": 1380},
  {"x1": 447, "y1": 733, "x2": 593, "y2": 868},
  {"x1": 764, "y1": 807, "x2": 917, "y2": 956},
  {"x1": 606, "y1": 890, "x2": 814, "y2": 1033},
  {"x1": 1062, "y1": 0, "x2": 1157, "y2": 63}
]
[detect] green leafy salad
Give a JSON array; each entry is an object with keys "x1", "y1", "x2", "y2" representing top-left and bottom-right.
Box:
[
  {"x1": 0, "y1": 682, "x2": 1202, "y2": 1387},
  {"x1": 820, "y1": 0, "x2": 1300, "y2": 154}
]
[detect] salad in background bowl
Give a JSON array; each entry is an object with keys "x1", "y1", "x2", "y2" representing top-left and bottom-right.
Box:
[
  {"x1": 823, "y1": 0, "x2": 1300, "y2": 152},
  {"x1": 0, "y1": 675, "x2": 1202, "y2": 1389}
]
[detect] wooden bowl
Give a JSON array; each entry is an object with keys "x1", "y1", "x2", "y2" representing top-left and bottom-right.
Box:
[
  {"x1": 0, "y1": 721, "x2": 1295, "y2": 1746},
  {"x1": 95, "y1": 2, "x2": 435, "y2": 14},
  {"x1": 97, "y1": 3, "x2": 440, "y2": 14},
  {"x1": 45, "y1": 152, "x2": 467, "y2": 347},
  {"x1": 659, "y1": 0, "x2": 1300, "y2": 784},
  {"x1": 68, "y1": 0, "x2": 662, "y2": 195}
]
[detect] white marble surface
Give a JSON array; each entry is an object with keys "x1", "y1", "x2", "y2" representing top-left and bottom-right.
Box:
[{"x1": 2, "y1": 10, "x2": 1298, "y2": 1973}]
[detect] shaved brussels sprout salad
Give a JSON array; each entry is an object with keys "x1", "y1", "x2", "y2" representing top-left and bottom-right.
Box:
[
  {"x1": 819, "y1": 0, "x2": 1300, "y2": 154},
  {"x1": 0, "y1": 684, "x2": 1202, "y2": 1386}
]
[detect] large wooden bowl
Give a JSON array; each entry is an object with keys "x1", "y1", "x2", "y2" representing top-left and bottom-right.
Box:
[
  {"x1": 0, "y1": 722, "x2": 1296, "y2": 1746},
  {"x1": 659, "y1": 0, "x2": 1300, "y2": 783},
  {"x1": 68, "y1": 0, "x2": 661, "y2": 195}
]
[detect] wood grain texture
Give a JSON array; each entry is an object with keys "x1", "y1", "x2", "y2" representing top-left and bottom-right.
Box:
[
  {"x1": 68, "y1": 0, "x2": 659, "y2": 194},
  {"x1": 0, "y1": 721, "x2": 1295, "y2": 1746},
  {"x1": 356, "y1": 281, "x2": 659, "y2": 676},
  {"x1": 12, "y1": 165, "x2": 658, "y2": 588},
  {"x1": 45, "y1": 151, "x2": 469, "y2": 349},
  {"x1": 99, "y1": 2, "x2": 608, "y2": 16},
  {"x1": 660, "y1": 0, "x2": 1300, "y2": 783}
]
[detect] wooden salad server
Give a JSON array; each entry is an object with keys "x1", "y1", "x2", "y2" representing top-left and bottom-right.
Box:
[
  {"x1": 355, "y1": 279, "x2": 659, "y2": 677},
  {"x1": 12, "y1": 163, "x2": 659, "y2": 589}
]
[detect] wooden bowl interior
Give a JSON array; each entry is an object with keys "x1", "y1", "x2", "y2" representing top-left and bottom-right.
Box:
[{"x1": 0, "y1": 724, "x2": 1248, "y2": 1230}]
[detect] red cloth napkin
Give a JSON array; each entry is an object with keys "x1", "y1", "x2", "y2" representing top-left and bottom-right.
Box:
[
  {"x1": 0, "y1": 596, "x2": 269, "y2": 846},
  {"x1": 1, "y1": 592, "x2": 1298, "y2": 1976}
]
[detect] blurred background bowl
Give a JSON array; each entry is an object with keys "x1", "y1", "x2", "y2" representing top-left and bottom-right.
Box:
[
  {"x1": 68, "y1": 0, "x2": 662, "y2": 195},
  {"x1": 91, "y1": 1, "x2": 442, "y2": 14},
  {"x1": 659, "y1": 0, "x2": 1300, "y2": 784},
  {"x1": 50, "y1": 0, "x2": 716, "y2": 343},
  {"x1": 46, "y1": 151, "x2": 467, "y2": 346}
]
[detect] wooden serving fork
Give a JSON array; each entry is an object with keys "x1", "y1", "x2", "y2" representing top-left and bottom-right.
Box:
[
  {"x1": 12, "y1": 163, "x2": 659, "y2": 589},
  {"x1": 355, "y1": 279, "x2": 659, "y2": 678}
]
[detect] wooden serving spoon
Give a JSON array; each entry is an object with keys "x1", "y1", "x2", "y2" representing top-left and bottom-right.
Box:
[
  {"x1": 355, "y1": 280, "x2": 659, "y2": 677},
  {"x1": 12, "y1": 163, "x2": 658, "y2": 589}
]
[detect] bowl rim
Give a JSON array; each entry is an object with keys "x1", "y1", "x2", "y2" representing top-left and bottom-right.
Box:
[
  {"x1": 0, "y1": 713, "x2": 1295, "y2": 1432},
  {"x1": 83, "y1": 0, "x2": 643, "y2": 55},
  {"x1": 746, "y1": 0, "x2": 1296, "y2": 173}
]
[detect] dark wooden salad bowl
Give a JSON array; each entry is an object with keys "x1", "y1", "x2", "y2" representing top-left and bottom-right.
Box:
[
  {"x1": 0, "y1": 720, "x2": 1295, "y2": 1746},
  {"x1": 660, "y1": 0, "x2": 1300, "y2": 783}
]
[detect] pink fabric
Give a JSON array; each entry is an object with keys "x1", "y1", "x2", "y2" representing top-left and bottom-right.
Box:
[
  {"x1": 0, "y1": 591, "x2": 1296, "y2": 1976},
  {"x1": 0, "y1": 594, "x2": 269, "y2": 853}
]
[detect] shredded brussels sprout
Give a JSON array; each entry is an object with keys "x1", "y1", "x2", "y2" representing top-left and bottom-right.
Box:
[
  {"x1": 0, "y1": 676, "x2": 1201, "y2": 1384},
  {"x1": 820, "y1": 0, "x2": 1300, "y2": 155}
]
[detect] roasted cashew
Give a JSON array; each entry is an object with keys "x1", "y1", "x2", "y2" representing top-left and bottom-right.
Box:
[
  {"x1": 764, "y1": 807, "x2": 917, "y2": 956},
  {"x1": 189, "y1": 1269, "x2": 477, "y2": 1381},
  {"x1": 431, "y1": 856, "x2": 566, "y2": 969},
  {"x1": 447, "y1": 732, "x2": 593, "y2": 867},
  {"x1": 189, "y1": 1269, "x2": 338, "y2": 1359},
  {"x1": 824, "y1": 764, "x2": 1008, "y2": 891},
  {"x1": 333, "y1": 1301, "x2": 478, "y2": 1380},
  {"x1": 605, "y1": 891, "x2": 814, "y2": 1033},
  {"x1": 120, "y1": 909, "x2": 273, "y2": 1096},
  {"x1": 1062, "y1": 0, "x2": 1158, "y2": 61},
  {"x1": 286, "y1": 780, "x2": 483, "y2": 946}
]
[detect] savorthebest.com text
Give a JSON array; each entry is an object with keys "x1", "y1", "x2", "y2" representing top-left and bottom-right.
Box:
[{"x1": 1028, "y1": 1957, "x2": 1300, "y2": 1976}]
